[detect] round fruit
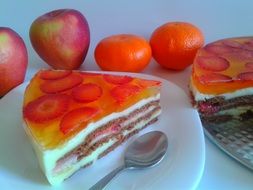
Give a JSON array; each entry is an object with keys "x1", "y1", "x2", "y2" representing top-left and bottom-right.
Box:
[
  {"x1": 199, "y1": 73, "x2": 232, "y2": 84},
  {"x1": 94, "y1": 34, "x2": 152, "y2": 72},
  {"x1": 0, "y1": 27, "x2": 28, "y2": 96},
  {"x1": 39, "y1": 70, "x2": 72, "y2": 80},
  {"x1": 29, "y1": 9, "x2": 90, "y2": 70},
  {"x1": 60, "y1": 107, "x2": 100, "y2": 134},
  {"x1": 103, "y1": 74, "x2": 133, "y2": 85},
  {"x1": 237, "y1": 72, "x2": 253, "y2": 81},
  {"x1": 150, "y1": 22, "x2": 204, "y2": 70},
  {"x1": 197, "y1": 56, "x2": 230, "y2": 71},
  {"x1": 23, "y1": 94, "x2": 70, "y2": 123},
  {"x1": 40, "y1": 73, "x2": 83, "y2": 94},
  {"x1": 110, "y1": 84, "x2": 140, "y2": 103},
  {"x1": 72, "y1": 83, "x2": 102, "y2": 102}
]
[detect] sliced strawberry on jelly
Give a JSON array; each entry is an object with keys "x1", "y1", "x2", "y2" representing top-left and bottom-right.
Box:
[
  {"x1": 40, "y1": 73, "x2": 83, "y2": 94},
  {"x1": 204, "y1": 44, "x2": 233, "y2": 55},
  {"x1": 103, "y1": 74, "x2": 133, "y2": 85},
  {"x1": 23, "y1": 94, "x2": 70, "y2": 123},
  {"x1": 136, "y1": 79, "x2": 161, "y2": 88},
  {"x1": 72, "y1": 83, "x2": 103, "y2": 103},
  {"x1": 60, "y1": 107, "x2": 100, "y2": 134},
  {"x1": 197, "y1": 56, "x2": 230, "y2": 72},
  {"x1": 223, "y1": 40, "x2": 243, "y2": 48},
  {"x1": 199, "y1": 73, "x2": 232, "y2": 84},
  {"x1": 39, "y1": 70, "x2": 72, "y2": 80},
  {"x1": 243, "y1": 40, "x2": 253, "y2": 51},
  {"x1": 222, "y1": 48, "x2": 253, "y2": 62},
  {"x1": 110, "y1": 84, "x2": 141, "y2": 102},
  {"x1": 245, "y1": 62, "x2": 253, "y2": 70},
  {"x1": 237, "y1": 72, "x2": 253, "y2": 80}
]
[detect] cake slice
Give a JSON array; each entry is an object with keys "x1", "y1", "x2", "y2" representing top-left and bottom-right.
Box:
[
  {"x1": 190, "y1": 37, "x2": 253, "y2": 123},
  {"x1": 22, "y1": 69, "x2": 161, "y2": 185}
]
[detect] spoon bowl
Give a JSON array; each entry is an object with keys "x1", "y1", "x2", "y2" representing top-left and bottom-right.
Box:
[
  {"x1": 89, "y1": 131, "x2": 168, "y2": 190},
  {"x1": 125, "y1": 131, "x2": 168, "y2": 169}
]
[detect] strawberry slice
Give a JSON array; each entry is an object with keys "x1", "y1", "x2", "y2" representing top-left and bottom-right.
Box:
[
  {"x1": 40, "y1": 73, "x2": 83, "y2": 94},
  {"x1": 204, "y1": 44, "x2": 233, "y2": 55},
  {"x1": 39, "y1": 70, "x2": 72, "y2": 80},
  {"x1": 60, "y1": 107, "x2": 100, "y2": 134},
  {"x1": 222, "y1": 48, "x2": 253, "y2": 62},
  {"x1": 199, "y1": 73, "x2": 232, "y2": 84},
  {"x1": 244, "y1": 40, "x2": 253, "y2": 50},
  {"x1": 197, "y1": 56, "x2": 230, "y2": 72},
  {"x1": 72, "y1": 83, "x2": 103, "y2": 103},
  {"x1": 237, "y1": 72, "x2": 253, "y2": 81},
  {"x1": 23, "y1": 94, "x2": 70, "y2": 123},
  {"x1": 110, "y1": 84, "x2": 140, "y2": 102},
  {"x1": 103, "y1": 74, "x2": 133, "y2": 85},
  {"x1": 136, "y1": 79, "x2": 161, "y2": 88},
  {"x1": 245, "y1": 62, "x2": 253, "y2": 70},
  {"x1": 223, "y1": 40, "x2": 243, "y2": 48}
]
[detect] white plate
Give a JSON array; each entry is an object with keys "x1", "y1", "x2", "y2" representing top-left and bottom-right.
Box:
[{"x1": 0, "y1": 72, "x2": 205, "y2": 190}]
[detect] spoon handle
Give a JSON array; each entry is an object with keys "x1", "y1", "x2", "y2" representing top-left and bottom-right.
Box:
[{"x1": 89, "y1": 164, "x2": 126, "y2": 190}]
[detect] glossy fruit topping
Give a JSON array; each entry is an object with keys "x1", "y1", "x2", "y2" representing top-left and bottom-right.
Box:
[
  {"x1": 103, "y1": 74, "x2": 133, "y2": 85},
  {"x1": 199, "y1": 73, "x2": 232, "y2": 84},
  {"x1": 204, "y1": 44, "x2": 233, "y2": 55},
  {"x1": 197, "y1": 56, "x2": 230, "y2": 71},
  {"x1": 72, "y1": 83, "x2": 102, "y2": 103},
  {"x1": 23, "y1": 94, "x2": 69, "y2": 123},
  {"x1": 39, "y1": 70, "x2": 72, "y2": 80},
  {"x1": 60, "y1": 107, "x2": 100, "y2": 134},
  {"x1": 237, "y1": 72, "x2": 253, "y2": 80},
  {"x1": 110, "y1": 84, "x2": 140, "y2": 102},
  {"x1": 245, "y1": 62, "x2": 253, "y2": 70},
  {"x1": 136, "y1": 79, "x2": 161, "y2": 88},
  {"x1": 222, "y1": 40, "x2": 243, "y2": 48},
  {"x1": 193, "y1": 37, "x2": 253, "y2": 94},
  {"x1": 40, "y1": 73, "x2": 83, "y2": 93}
]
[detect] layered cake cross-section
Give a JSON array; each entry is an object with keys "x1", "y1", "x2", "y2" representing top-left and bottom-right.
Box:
[
  {"x1": 22, "y1": 70, "x2": 161, "y2": 185},
  {"x1": 190, "y1": 37, "x2": 253, "y2": 123}
]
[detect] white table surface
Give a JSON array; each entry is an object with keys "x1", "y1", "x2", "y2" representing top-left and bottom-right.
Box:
[{"x1": 1, "y1": 0, "x2": 253, "y2": 189}]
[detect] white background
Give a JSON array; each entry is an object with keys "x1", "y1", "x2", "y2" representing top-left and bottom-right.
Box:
[{"x1": 1, "y1": 0, "x2": 253, "y2": 189}]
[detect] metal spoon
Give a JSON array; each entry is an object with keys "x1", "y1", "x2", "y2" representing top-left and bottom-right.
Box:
[{"x1": 89, "y1": 131, "x2": 168, "y2": 190}]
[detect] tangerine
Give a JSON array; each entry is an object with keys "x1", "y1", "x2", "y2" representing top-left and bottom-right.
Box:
[
  {"x1": 150, "y1": 22, "x2": 204, "y2": 70},
  {"x1": 94, "y1": 34, "x2": 151, "y2": 72}
]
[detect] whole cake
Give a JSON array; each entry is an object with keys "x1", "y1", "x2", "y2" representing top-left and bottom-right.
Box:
[
  {"x1": 22, "y1": 70, "x2": 161, "y2": 185},
  {"x1": 190, "y1": 37, "x2": 253, "y2": 123}
]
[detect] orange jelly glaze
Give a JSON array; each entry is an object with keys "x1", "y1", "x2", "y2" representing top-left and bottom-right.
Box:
[
  {"x1": 23, "y1": 71, "x2": 160, "y2": 150},
  {"x1": 193, "y1": 37, "x2": 253, "y2": 94},
  {"x1": 192, "y1": 75, "x2": 253, "y2": 94}
]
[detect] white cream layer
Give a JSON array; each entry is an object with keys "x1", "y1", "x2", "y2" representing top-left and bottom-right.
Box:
[
  {"x1": 215, "y1": 106, "x2": 252, "y2": 117},
  {"x1": 23, "y1": 94, "x2": 160, "y2": 185},
  {"x1": 189, "y1": 77, "x2": 253, "y2": 101},
  {"x1": 88, "y1": 105, "x2": 157, "y2": 145}
]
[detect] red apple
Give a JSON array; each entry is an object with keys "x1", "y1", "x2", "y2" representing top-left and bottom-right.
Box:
[
  {"x1": 0, "y1": 27, "x2": 28, "y2": 97},
  {"x1": 29, "y1": 9, "x2": 90, "y2": 70}
]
